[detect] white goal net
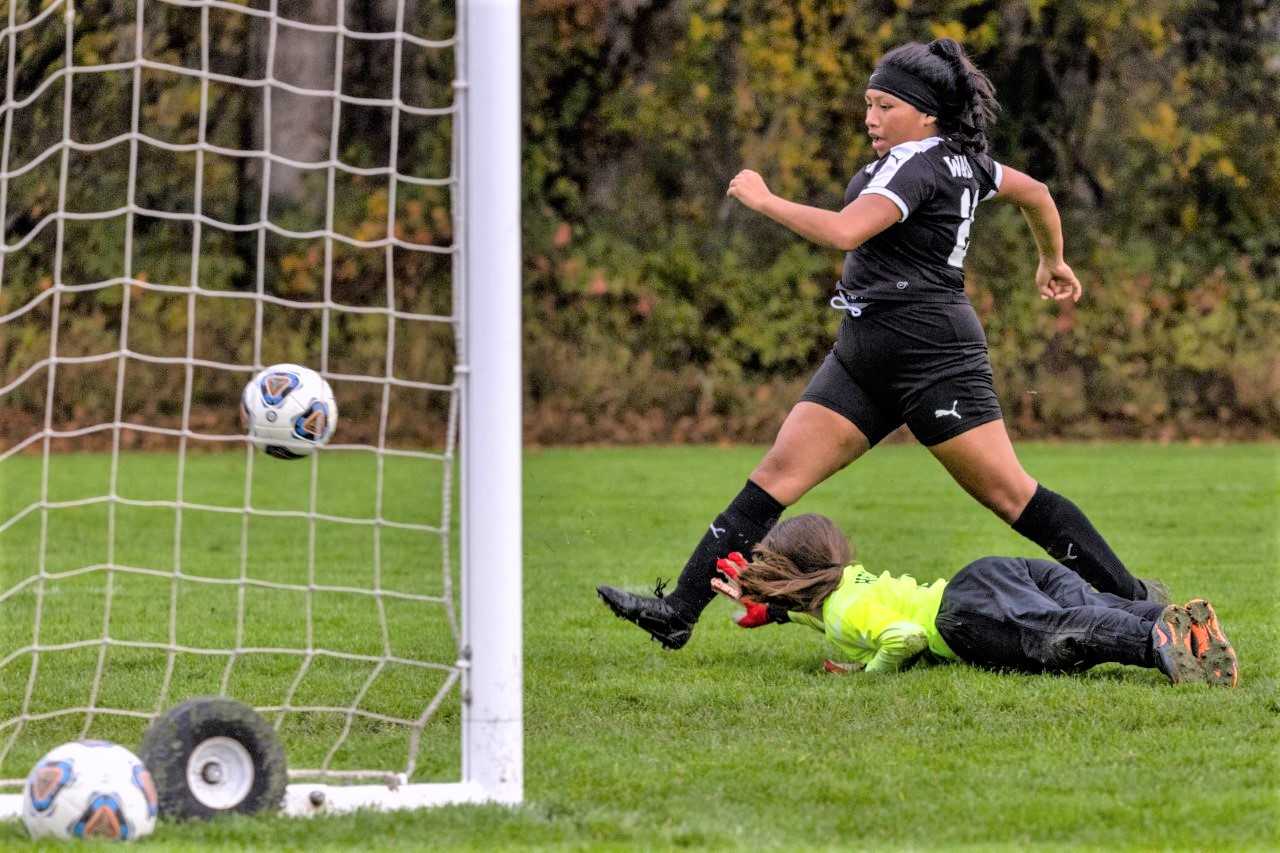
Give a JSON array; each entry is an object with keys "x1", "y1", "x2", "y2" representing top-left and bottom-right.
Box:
[{"x1": 0, "y1": 0, "x2": 520, "y2": 815}]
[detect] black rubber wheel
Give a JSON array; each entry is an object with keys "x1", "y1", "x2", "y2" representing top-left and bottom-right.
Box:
[{"x1": 138, "y1": 697, "x2": 287, "y2": 820}]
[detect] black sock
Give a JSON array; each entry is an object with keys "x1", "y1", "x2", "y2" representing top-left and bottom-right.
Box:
[
  {"x1": 667, "y1": 479, "x2": 785, "y2": 622},
  {"x1": 1012, "y1": 484, "x2": 1146, "y2": 601}
]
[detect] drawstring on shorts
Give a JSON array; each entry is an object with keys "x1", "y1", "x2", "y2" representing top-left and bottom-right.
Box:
[{"x1": 829, "y1": 288, "x2": 868, "y2": 319}]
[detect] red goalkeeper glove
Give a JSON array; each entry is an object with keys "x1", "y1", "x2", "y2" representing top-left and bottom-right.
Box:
[
  {"x1": 712, "y1": 552, "x2": 788, "y2": 628},
  {"x1": 714, "y1": 551, "x2": 748, "y2": 581},
  {"x1": 735, "y1": 600, "x2": 773, "y2": 628}
]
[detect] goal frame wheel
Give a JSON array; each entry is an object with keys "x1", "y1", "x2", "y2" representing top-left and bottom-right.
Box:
[{"x1": 138, "y1": 697, "x2": 287, "y2": 820}]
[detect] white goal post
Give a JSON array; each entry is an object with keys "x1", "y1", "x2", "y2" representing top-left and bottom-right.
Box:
[
  {"x1": 456, "y1": 0, "x2": 522, "y2": 810},
  {"x1": 0, "y1": 0, "x2": 520, "y2": 818}
]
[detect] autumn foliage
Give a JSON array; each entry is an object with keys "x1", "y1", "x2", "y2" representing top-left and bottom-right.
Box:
[
  {"x1": 1, "y1": 0, "x2": 1276, "y2": 449},
  {"x1": 522, "y1": 0, "x2": 1278, "y2": 442}
]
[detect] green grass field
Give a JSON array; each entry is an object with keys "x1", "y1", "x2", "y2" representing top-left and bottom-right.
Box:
[{"x1": 1, "y1": 443, "x2": 1277, "y2": 850}]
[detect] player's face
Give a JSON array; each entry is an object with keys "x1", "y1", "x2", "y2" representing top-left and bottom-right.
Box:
[{"x1": 864, "y1": 90, "x2": 935, "y2": 155}]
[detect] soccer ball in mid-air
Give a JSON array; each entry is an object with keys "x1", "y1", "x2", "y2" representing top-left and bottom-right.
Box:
[
  {"x1": 22, "y1": 740, "x2": 158, "y2": 841},
  {"x1": 240, "y1": 363, "x2": 338, "y2": 459}
]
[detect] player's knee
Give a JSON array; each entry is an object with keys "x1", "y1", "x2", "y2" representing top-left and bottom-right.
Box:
[{"x1": 1038, "y1": 633, "x2": 1088, "y2": 672}]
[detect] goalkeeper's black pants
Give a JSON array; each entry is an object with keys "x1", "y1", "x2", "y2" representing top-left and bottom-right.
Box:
[{"x1": 934, "y1": 556, "x2": 1166, "y2": 673}]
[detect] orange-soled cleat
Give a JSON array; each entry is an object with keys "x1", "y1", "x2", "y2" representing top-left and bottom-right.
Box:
[
  {"x1": 1150, "y1": 606, "x2": 1203, "y2": 685},
  {"x1": 1184, "y1": 598, "x2": 1238, "y2": 688}
]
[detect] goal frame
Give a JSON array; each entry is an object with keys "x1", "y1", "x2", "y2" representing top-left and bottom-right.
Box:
[{"x1": 0, "y1": 0, "x2": 522, "y2": 819}]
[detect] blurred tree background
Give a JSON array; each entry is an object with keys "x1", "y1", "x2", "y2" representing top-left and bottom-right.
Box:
[
  {"x1": 1, "y1": 0, "x2": 1277, "y2": 449},
  {"x1": 523, "y1": 0, "x2": 1279, "y2": 442}
]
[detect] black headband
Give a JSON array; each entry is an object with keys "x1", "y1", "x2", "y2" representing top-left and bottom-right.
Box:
[{"x1": 866, "y1": 65, "x2": 942, "y2": 118}]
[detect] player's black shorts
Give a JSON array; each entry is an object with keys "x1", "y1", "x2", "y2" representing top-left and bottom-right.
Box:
[{"x1": 800, "y1": 300, "x2": 1003, "y2": 447}]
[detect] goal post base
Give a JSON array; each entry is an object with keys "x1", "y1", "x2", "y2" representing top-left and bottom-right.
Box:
[
  {"x1": 282, "y1": 781, "x2": 517, "y2": 816},
  {"x1": 0, "y1": 782, "x2": 516, "y2": 823},
  {"x1": 0, "y1": 793, "x2": 19, "y2": 821}
]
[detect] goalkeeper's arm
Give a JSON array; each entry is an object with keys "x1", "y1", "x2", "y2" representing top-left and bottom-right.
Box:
[{"x1": 864, "y1": 621, "x2": 929, "y2": 673}]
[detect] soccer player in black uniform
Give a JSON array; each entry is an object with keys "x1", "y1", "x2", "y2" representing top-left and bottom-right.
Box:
[{"x1": 598, "y1": 38, "x2": 1165, "y2": 649}]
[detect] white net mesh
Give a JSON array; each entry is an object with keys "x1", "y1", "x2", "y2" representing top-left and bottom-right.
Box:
[{"x1": 0, "y1": 0, "x2": 468, "y2": 788}]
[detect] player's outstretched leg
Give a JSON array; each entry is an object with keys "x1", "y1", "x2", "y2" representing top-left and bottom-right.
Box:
[
  {"x1": 1184, "y1": 598, "x2": 1238, "y2": 687},
  {"x1": 596, "y1": 479, "x2": 784, "y2": 650}
]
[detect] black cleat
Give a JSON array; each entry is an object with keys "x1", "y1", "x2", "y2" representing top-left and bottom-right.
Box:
[{"x1": 596, "y1": 580, "x2": 693, "y2": 650}]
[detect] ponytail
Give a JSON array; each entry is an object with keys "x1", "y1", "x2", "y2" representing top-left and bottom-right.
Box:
[{"x1": 926, "y1": 38, "x2": 999, "y2": 154}]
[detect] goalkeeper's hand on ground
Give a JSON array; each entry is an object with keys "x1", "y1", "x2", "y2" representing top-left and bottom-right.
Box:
[
  {"x1": 710, "y1": 552, "x2": 789, "y2": 628},
  {"x1": 823, "y1": 659, "x2": 866, "y2": 675}
]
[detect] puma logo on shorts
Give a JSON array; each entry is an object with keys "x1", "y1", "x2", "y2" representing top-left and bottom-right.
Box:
[{"x1": 934, "y1": 400, "x2": 961, "y2": 420}]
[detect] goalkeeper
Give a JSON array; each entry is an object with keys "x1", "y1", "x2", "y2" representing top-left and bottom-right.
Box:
[{"x1": 711, "y1": 513, "x2": 1237, "y2": 686}]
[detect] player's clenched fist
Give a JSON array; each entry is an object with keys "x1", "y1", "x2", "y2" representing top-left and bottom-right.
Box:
[
  {"x1": 1035, "y1": 257, "x2": 1083, "y2": 302},
  {"x1": 726, "y1": 169, "x2": 772, "y2": 211}
]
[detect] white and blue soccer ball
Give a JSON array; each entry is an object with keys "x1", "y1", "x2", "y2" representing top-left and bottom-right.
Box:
[
  {"x1": 240, "y1": 363, "x2": 338, "y2": 460},
  {"x1": 22, "y1": 740, "x2": 158, "y2": 841}
]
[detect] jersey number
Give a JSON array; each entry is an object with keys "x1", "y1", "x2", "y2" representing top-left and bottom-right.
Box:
[{"x1": 947, "y1": 187, "x2": 979, "y2": 268}]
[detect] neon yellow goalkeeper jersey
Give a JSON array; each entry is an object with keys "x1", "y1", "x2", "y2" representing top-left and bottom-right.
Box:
[{"x1": 789, "y1": 565, "x2": 957, "y2": 672}]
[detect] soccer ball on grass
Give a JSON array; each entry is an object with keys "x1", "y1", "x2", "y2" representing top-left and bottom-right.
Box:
[
  {"x1": 22, "y1": 740, "x2": 158, "y2": 841},
  {"x1": 240, "y1": 363, "x2": 338, "y2": 459}
]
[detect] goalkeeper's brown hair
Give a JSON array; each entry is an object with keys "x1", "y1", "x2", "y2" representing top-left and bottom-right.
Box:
[{"x1": 737, "y1": 514, "x2": 852, "y2": 613}]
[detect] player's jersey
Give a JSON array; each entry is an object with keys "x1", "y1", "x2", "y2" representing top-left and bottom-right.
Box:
[
  {"x1": 839, "y1": 136, "x2": 1004, "y2": 303},
  {"x1": 788, "y1": 564, "x2": 957, "y2": 671}
]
